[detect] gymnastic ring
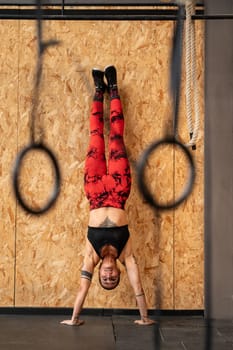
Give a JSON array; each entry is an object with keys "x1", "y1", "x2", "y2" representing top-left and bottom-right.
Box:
[
  {"x1": 137, "y1": 137, "x2": 195, "y2": 210},
  {"x1": 13, "y1": 143, "x2": 61, "y2": 215}
]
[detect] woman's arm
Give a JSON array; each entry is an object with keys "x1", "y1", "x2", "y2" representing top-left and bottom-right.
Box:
[
  {"x1": 124, "y1": 253, "x2": 156, "y2": 326},
  {"x1": 61, "y1": 242, "x2": 97, "y2": 326},
  {"x1": 61, "y1": 276, "x2": 91, "y2": 326}
]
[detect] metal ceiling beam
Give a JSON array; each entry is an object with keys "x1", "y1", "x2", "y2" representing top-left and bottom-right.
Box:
[
  {"x1": 0, "y1": 2, "x2": 231, "y2": 21},
  {"x1": 0, "y1": 8, "x2": 204, "y2": 21}
]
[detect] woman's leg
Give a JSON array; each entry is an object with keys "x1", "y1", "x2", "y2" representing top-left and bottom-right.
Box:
[
  {"x1": 84, "y1": 70, "x2": 107, "y2": 206},
  {"x1": 84, "y1": 100, "x2": 106, "y2": 178},
  {"x1": 108, "y1": 97, "x2": 131, "y2": 190},
  {"x1": 105, "y1": 66, "x2": 131, "y2": 206}
]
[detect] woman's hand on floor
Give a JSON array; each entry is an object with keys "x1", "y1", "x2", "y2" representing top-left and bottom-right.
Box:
[
  {"x1": 60, "y1": 319, "x2": 85, "y2": 326},
  {"x1": 134, "y1": 318, "x2": 156, "y2": 326}
]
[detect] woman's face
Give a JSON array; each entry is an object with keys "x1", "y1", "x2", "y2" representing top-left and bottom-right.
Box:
[{"x1": 99, "y1": 262, "x2": 120, "y2": 290}]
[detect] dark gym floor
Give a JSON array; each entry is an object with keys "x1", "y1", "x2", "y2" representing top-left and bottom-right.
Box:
[{"x1": 0, "y1": 314, "x2": 233, "y2": 350}]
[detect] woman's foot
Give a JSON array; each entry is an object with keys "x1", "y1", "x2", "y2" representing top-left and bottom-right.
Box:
[
  {"x1": 104, "y1": 65, "x2": 119, "y2": 99},
  {"x1": 92, "y1": 68, "x2": 106, "y2": 93},
  {"x1": 104, "y1": 65, "x2": 117, "y2": 90}
]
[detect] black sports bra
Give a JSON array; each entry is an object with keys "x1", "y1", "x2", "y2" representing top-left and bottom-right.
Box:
[{"x1": 87, "y1": 225, "x2": 130, "y2": 258}]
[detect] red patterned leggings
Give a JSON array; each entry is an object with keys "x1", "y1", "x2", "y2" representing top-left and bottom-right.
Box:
[{"x1": 84, "y1": 98, "x2": 131, "y2": 210}]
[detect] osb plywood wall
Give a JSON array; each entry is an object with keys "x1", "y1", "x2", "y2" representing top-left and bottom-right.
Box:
[{"x1": 0, "y1": 18, "x2": 204, "y2": 310}]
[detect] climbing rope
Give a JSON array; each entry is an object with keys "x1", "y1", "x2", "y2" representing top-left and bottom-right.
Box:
[{"x1": 185, "y1": 0, "x2": 200, "y2": 149}]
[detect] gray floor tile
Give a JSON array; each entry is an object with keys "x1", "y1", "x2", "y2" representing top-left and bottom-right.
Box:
[{"x1": 0, "y1": 314, "x2": 232, "y2": 350}]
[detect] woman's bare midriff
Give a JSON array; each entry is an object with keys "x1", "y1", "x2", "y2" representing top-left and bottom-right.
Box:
[{"x1": 88, "y1": 207, "x2": 128, "y2": 227}]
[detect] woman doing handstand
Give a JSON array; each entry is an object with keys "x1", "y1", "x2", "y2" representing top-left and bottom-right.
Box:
[{"x1": 61, "y1": 65, "x2": 155, "y2": 326}]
